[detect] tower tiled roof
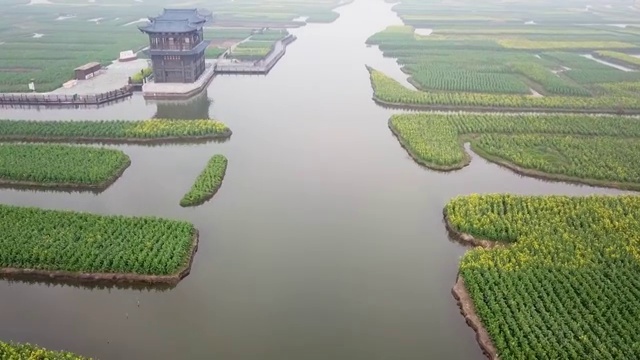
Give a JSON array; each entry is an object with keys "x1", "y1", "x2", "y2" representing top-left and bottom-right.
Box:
[{"x1": 139, "y1": 8, "x2": 211, "y2": 33}]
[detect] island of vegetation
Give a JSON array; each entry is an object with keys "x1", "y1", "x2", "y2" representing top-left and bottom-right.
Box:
[
  {"x1": 389, "y1": 112, "x2": 640, "y2": 190},
  {"x1": 444, "y1": 194, "x2": 640, "y2": 359},
  {"x1": 0, "y1": 204, "x2": 199, "y2": 285},
  {"x1": 180, "y1": 154, "x2": 228, "y2": 207},
  {"x1": 0, "y1": 341, "x2": 89, "y2": 360},
  {"x1": 0, "y1": 119, "x2": 231, "y2": 144},
  {"x1": 368, "y1": 68, "x2": 640, "y2": 113},
  {"x1": 0, "y1": 144, "x2": 130, "y2": 192},
  {"x1": 365, "y1": 21, "x2": 640, "y2": 113}
]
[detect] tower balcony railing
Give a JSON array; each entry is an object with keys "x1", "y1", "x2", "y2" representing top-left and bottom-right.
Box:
[{"x1": 150, "y1": 45, "x2": 196, "y2": 51}]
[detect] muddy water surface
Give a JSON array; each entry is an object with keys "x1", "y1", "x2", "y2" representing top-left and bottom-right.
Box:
[{"x1": 0, "y1": 1, "x2": 628, "y2": 359}]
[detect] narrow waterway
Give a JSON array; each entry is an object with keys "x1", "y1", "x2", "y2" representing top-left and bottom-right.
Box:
[
  {"x1": 582, "y1": 53, "x2": 636, "y2": 72},
  {"x1": 0, "y1": 1, "x2": 628, "y2": 359}
]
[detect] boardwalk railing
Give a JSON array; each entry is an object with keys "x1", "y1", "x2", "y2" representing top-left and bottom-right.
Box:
[
  {"x1": 0, "y1": 85, "x2": 133, "y2": 107},
  {"x1": 214, "y1": 35, "x2": 296, "y2": 75}
]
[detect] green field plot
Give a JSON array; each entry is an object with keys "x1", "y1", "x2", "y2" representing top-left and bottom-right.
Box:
[
  {"x1": 229, "y1": 40, "x2": 274, "y2": 60},
  {"x1": 388, "y1": 112, "x2": 640, "y2": 188},
  {"x1": 369, "y1": 68, "x2": 640, "y2": 112},
  {"x1": 0, "y1": 204, "x2": 196, "y2": 275},
  {"x1": 205, "y1": 47, "x2": 228, "y2": 58},
  {"x1": 0, "y1": 144, "x2": 129, "y2": 189},
  {"x1": 0, "y1": 341, "x2": 90, "y2": 360},
  {"x1": 510, "y1": 62, "x2": 591, "y2": 96},
  {"x1": 426, "y1": 37, "x2": 637, "y2": 52},
  {"x1": 0, "y1": 119, "x2": 230, "y2": 142},
  {"x1": 564, "y1": 69, "x2": 640, "y2": 84},
  {"x1": 367, "y1": 23, "x2": 640, "y2": 110},
  {"x1": 180, "y1": 154, "x2": 228, "y2": 207},
  {"x1": 406, "y1": 63, "x2": 530, "y2": 94},
  {"x1": 473, "y1": 134, "x2": 640, "y2": 188},
  {"x1": 445, "y1": 194, "x2": 640, "y2": 359},
  {"x1": 249, "y1": 29, "x2": 289, "y2": 41}
]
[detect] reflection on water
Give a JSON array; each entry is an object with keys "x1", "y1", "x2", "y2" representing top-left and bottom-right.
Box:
[
  {"x1": 0, "y1": 1, "x2": 630, "y2": 360},
  {"x1": 152, "y1": 90, "x2": 212, "y2": 120}
]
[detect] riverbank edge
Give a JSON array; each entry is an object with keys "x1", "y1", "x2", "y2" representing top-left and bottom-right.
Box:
[
  {"x1": 0, "y1": 230, "x2": 199, "y2": 286},
  {"x1": 443, "y1": 209, "x2": 503, "y2": 360},
  {"x1": 470, "y1": 142, "x2": 640, "y2": 192},
  {"x1": 0, "y1": 156, "x2": 131, "y2": 193},
  {"x1": 0, "y1": 129, "x2": 232, "y2": 145},
  {"x1": 387, "y1": 119, "x2": 470, "y2": 171},
  {"x1": 180, "y1": 157, "x2": 228, "y2": 207}
]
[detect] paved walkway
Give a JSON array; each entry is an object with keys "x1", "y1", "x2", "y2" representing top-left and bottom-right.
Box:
[{"x1": 49, "y1": 59, "x2": 149, "y2": 95}]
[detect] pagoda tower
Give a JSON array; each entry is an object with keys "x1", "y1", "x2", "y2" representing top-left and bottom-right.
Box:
[{"x1": 139, "y1": 9, "x2": 212, "y2": 83}]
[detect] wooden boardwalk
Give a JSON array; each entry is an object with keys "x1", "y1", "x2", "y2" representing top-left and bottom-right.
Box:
[{"x1": 0, "y1": 86, "x2": 132, "y2": 107}]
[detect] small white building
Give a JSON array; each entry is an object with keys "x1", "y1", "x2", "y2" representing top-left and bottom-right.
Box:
[{"x1": 119, "y1": 50, "x2": 137, "y2": 62}]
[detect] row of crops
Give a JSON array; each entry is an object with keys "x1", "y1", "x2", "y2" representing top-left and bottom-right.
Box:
[
  {"x1": 0, "y1": 341, "x2": 88, "y2": 360},
  {"x1": 0, "y1": 119, "x2": 230, "y2": 141},
  {"x1": 370, "y1": 69, "x2": 640, "y2": 112},
  {"x1": 367, "y1": 23, "x2": 640, "y2": 104},
  {"x1": 473, "y1": 134, "x2": 640, "y2": 189},
  {"x1": 509, "y1": 62, "x2": 592, "y2": 97},
  {"x1": 445, "y1": 194, "x2": 640, "y2": 359},
  {"x1": 180, "y1": 155, "x2": 229, "y2": 207},
  {"x1": 0, "y1": 204, "x2": 196, "y2": 276},
  {"x1": 405, "y1": 63, "x2": 531, "y2": 94},
  {"x1": 0, "y1": 144, "x2": 129, "y2": 189},
  {"x1": 389, "y1": 112, "x2": 640, "y2": 188},
  {"x1": 229, "y1": 40, "x2": 275, "y2": 61}
]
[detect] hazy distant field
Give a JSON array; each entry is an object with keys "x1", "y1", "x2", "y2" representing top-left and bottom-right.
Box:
[{"x1": 0, "y1": 0, "x2": 346, "y2": 92}]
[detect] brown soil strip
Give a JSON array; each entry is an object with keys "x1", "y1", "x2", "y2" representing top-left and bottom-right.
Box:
[
  {"x1": 387, "y1": 119, "x2": 470, "y2": 172},
  {"x1": 452, "y1": 276, "x2": 500, "y2": 360},
  {"x1": 470, "y1": 142, "x2": 640, "y2": 192},
  {"x1": 0, "y1": 230, "x2": 199, "y2": 287},
  {"x1": 0, "y1": 157, "x2": 131, "y2": 194},
  {"x1": 443, "y1": 210, "x2": 505, "y2": 249},
  {"x1": 0, "y1": 130, "x2": 232, "y2": 145},
  {"x1": 444, "y1": 211, "x2": 503, "y2": 359}
]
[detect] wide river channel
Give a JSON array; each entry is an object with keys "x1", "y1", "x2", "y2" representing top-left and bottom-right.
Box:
[{"x1": 0, "y1": 1, "x2": 627, "y2": 359}]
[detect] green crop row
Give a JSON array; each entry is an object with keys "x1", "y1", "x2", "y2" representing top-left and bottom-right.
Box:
[
  {"x1": 180, "y1": 155, "x2": 228, "y2": 207},
  {"x1": 0, "y1": 119, "x2": 230, "y2": 142},
  {"x1": 369, "y1": 68, "x2": 640, "y2": 112},
  {"x1": 389, "y1": 112, "x2": 640, "y2": 188},
  {"x1": 0, "y1": 144, "x2": 129, "y2": 188},
  {"x1": 0, "y1": 341, "x2": 89, "y2": 360},
  {"x1": 445, "y1": 194, "x2": 640, "y2": 359},
  {"x1": 510, "y1": 62, "x2": 591, "y2": 97},
  {"x1": 0, "y1": 204, "x2": 196, "y2": 275},
  {"x1": 229, "y1": 47, "x2": 271, "y2": 61},
  {"x1": 473, "y1": 134, "x2": 640, "y2": 189},
  {"x1": 406, "y1": 63, "x2": 530, "y2": 94},
  {"x1": 250, "y1": 29, "x2": 289, "y2": 41}
]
